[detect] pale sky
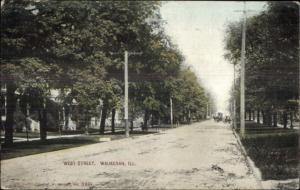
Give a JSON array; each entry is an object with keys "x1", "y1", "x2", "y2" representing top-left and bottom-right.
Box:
[{"x1": 160, "y1": 1, "x2": 266, "y2": 113}]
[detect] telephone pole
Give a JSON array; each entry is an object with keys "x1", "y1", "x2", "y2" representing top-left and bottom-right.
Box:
[
  {"x1": 110, "y1": 51, "x2": 141, "y2": 137},
  {"x1": 240, "y1": 1, "x2": 247, "y2": 137},
  {"x1": 123, "y1": 51, "x2": 142, "y2": 137},
  {"x1": 206, "y1": 103, "x2": 209, "y2": 119},
  {"x1": 124, "y1": 51, "x2": 129, "y2": 137},
  {"x1": 234, "y1": 2, "x2": 259, "y2": 135},
  {"x1": 170, "y1": 97, "x2": 173, "y2": 127},
  {"x1": 25, "y1": 103, "x2": 30, "y2": 141},
  {"x1": 233, "y1": 64, "x2": 237, "y2": 129}
]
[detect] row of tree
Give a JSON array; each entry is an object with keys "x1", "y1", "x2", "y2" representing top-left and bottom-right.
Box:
[
  {"x1": 225, "y1": 2, "x2": 299, "y2": 128},
  {"x1": 1, "y1": 1, "x2": 213, "y2": 145}
]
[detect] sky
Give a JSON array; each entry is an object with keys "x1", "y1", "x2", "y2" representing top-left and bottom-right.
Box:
[{"x1": 160, "y1": 1, "x2": 267, "y2": 113}]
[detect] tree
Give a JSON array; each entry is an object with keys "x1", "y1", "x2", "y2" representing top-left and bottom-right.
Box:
[
  {"x1": 224, "y1": 2, "x2": 299, "y2": 128},
  {"x1": 1, "y1": 0, "x2": 213, "y2": 143},
  {"x1": 1, "y1": 1, "x2": 113, "y2": 141}
]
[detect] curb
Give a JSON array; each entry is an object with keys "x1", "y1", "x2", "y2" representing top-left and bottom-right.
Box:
[{"x1": 232, "y1": 128, "x2": 264, "y2": 189}]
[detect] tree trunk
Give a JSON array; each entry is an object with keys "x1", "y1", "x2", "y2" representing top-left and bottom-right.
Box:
[
  {"x1": 290, "y1": 112, "x2": 293, "y2": 129},
  {"x1": 249, "y1": 110, "x2": 251, "y2": 121},
  {"x1": 65, "y1": 109, "x2": 69, "y2": 130},
  {"x1": 85, "y1": 116, "x2": 90, "y2": 135},
  {"x1": 130, "y1": 120, "x2": 134, "y2": 132},
  {"x1": 39, "y1": 108, "x2": 47, "y2": 141},
  {"x1": 257, "y1": 110, "x2": 260, "y2": 124},
  {"x1": 267, "y1": 110, "x2": 272, "y2": 127},
  {"x1": 262, "y1": 111, "x2": 266, "y2": 125},
  {"x1": 150, "y1": 113, "x2": 153, "y2": 128},
  {"x1": 143, "y1": 109, "x2": 149, "y2": 131},
  {"x1": 4, "y1": 84, "x2": 16, "y2": 145},
  {"x1": 99, "y1": 102, "x2": 108, "y2": 134},
  {"x1": 111, "y1": 108, "x2": 115, "y2": 133},
  {"x1": 0, "y1": 82, "x2": 4, "y2": 131},
  {"x1": 158, "y1": 116, "x2": 161, "y2": 127},
  {"x1": 0, "y1": 111, "x2": 3, "y2": 131},
  {"x1": 273, "y1": 112, "x2": 277, "y2": 127},
  {"x1": 283, "y1": 111, "x2": 288, "y2": 129},
  {"x1": 151, "y1": 112, "x2": 154, "y2": 128}
]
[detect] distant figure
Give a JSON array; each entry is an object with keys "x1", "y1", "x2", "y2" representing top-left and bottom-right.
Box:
[{"x1": 224, "y1": 116, "x2": 231, "y2": 124}]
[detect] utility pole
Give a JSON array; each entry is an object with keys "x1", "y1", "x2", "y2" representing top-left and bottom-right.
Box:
[
  {"x1": 110, "y1": 50, "x2": 142, "y2": 137},
  {"x1": 109, "y1": 50, "x2": 142, "y2": 137},
  {"x1": 233, "y1": 64, "x2": 237, "y2": 129},
  {"x1": 58, "y1": 107, "x2": 61, "y2": 137},
  {"x1": 205, "y1": 91, "x2": 210, "y2": 119},
  {"x1": 122, "y1": 51, "x2": 142, "y2": 137},
  {"x1": 206, "y1": 102, "x2": 209, "y2": 119},
  {"x1": 62, "y1": 106, "x2": 65, "y2": 130},
  {"x1": 240, "y1": 1, "x2": 247, "y2": 137},
  {"x1": 25, "y1": 103, "x2": 30, "y2": 141},
  {"x1": 124, "y1": 51, "x2": 129, "y2": 137},
  {"x1": 170, "y1": 97, "x2": 173, "y2": 127},
  {"x1": 234, "y1": 1, "x2": 258, "y2": 135}
]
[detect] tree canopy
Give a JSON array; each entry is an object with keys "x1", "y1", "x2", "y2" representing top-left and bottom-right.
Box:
[
  {"x1": 224, "y1": 2, "x2": 299, "y2": 127},
  {"x1": 1, "y1": 0, "x2": 214, "y2": 144}
]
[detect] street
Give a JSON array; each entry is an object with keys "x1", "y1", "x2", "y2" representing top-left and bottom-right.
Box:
[
  {"x1": 1, "y1": 2, "x2": 298, "y2": 189},
  {"x1": 1, "y1": 120, "x2": 260, "y2": 189}
]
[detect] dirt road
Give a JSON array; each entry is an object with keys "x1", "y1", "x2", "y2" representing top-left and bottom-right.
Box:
[{"x1": 1, "y1": 120, "x2": 261, "y2": 189}]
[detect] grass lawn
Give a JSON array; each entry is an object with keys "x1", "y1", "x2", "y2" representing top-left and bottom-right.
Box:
[
  {"x1": 236, "y1": 122, "x2": 298, "y2": 180},
  {"x1": 0, "y1": 130, "x2": 159, "y2": 160}
]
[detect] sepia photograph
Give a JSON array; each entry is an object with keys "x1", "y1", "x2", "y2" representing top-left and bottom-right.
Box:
[{"x1": 0, "y1": 0, "x2": 299, "y2": 189}]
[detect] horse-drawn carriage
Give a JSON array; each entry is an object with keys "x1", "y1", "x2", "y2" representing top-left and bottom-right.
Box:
[
  {"x1": 213, "y1": 112, "x2": 231, "y2": 123},
  {"x1": 213, "y1": 112, "x2": 223, "y2": 122}
]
